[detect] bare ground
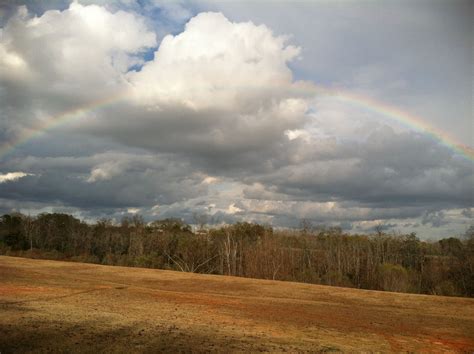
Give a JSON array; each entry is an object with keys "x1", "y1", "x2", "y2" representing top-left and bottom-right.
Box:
[{"x1": 0, "y1": 255, "x2": 473, "y2": 353}]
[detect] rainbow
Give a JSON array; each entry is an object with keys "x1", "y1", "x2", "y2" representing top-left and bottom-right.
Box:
[
  {"x1": 312, "y1": 85, "x2": 474, "y2": 162},
  {"x1": 0, "y1": 90, "x2": 127, "y2": 160},
  {"x1": 0, "y1": 86, "x2": 472, "y2": 162}
]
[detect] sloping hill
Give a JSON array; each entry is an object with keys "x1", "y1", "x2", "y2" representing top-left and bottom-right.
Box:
[{"x1": 0, "y1": 255, "x2": 473, "y2": 352}]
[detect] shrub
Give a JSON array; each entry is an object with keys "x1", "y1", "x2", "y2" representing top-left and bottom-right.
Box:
[
  {"x1": 0, "y1": 243, "x2": 11, "y2": 255},
  {"x1": 70, "y1": 254, "x2": 100, "y2": 264},
  {"x1": 434, "y1": 280, "x2": 458, "y2": 297},
  {"x1": 377, "y1": 263, "x2": 409, "y2": 293}
]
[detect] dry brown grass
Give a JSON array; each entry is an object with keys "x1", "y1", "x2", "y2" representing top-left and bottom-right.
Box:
[{"x1": 1, "y1": 255, "x2": 473, "y2": 352}]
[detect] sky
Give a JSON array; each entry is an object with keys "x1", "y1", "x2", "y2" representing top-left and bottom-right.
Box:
[{"x1": 0, "y1": 0, "x2": 472, "y2": 239}]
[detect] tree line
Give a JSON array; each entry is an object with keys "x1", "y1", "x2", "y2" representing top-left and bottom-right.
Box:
[{"x1": 1, "y1": 212, "x2": 473, "y2": 297}]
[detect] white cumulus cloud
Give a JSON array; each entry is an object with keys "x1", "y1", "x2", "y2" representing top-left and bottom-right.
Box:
[
  {"x1": 78, "y1": 11, "x2": 314, "y2": 165},
  {"x1": 0, "y1": 2, "x2": 156, "y2": 96},
  {"x1": 86, "y1": 161, "x2": 127, "y2": 183},
  {"x1": 0, "y1": 172, "x2": 33, "y2": 183},
  {"x1": 128, "y1": 12, "x2": 303, "y2": 109}
]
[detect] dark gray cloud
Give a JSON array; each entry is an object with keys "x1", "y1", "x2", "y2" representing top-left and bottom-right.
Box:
[
  {"x1": 244, "y1": 129, "x2": 473, "y2": 208},
  {"x1": 0, "y1": 152, "x2": 208, "y2": 209}
]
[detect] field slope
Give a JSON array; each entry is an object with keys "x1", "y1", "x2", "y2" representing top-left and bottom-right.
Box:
[{"x1": 0, "y1": 256, "x2": 473, "y2": 352}]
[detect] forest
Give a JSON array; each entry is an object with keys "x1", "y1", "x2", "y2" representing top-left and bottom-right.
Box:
[{"x1": 1, "y1": 212, "x2": 473, "y2": 297}]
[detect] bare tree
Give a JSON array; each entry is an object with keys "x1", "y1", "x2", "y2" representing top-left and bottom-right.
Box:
[{"x1": 22, "y1": 215, "x2": 36, "y2": 251}]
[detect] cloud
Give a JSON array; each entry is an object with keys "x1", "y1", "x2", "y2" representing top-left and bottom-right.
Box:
[
  {"x1": 226, "y1": 203, "x2": 243, "y2": 214},
  {"x1": 461, "y1": 208, "x2": 473, "y2": 219},
  {"x1": 63, "y1": 11, "x2": 315, "y2": 176},
  {"x1": 0, "y1": 2, "x2": 157, "y2": 145},
  {"x1": 285, "y1": 129, "x2": 310, "y2": 142},
  {"x1": 0, "y1": 171, "x2": 33, "y2": 183},
  {"x1": 126, "y1": 207, "x2": 141, "y2": 214},
  {"x1": 0, "y1": 152, "x2": 208, "y2": 209},
  {"x1": 241, "y1": 117, "x2": 473, "y2": 208},
  {"x1": 421, "y1": 210, "x2": 449, "y2": 228},
  {"x1": 87, "y1": 161, "x2": 126, "y2": 183},
  {"x1": 1, "y1": 6, "x2": 314, "y2": 173},
  {"x1": 1, "y1": 3, "x2": 155, "y2": 90},
  {"x1": 0, "y1": 3, "x2": 472, "y2": 240},
  {"x1": 128, "y1": 12, "x2": 302, "y2": 109},
  {"x1": 202, "y1": 176, "x2": 219, "y2": 184}
]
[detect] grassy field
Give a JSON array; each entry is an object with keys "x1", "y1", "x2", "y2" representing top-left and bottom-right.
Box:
[{"x1": 0, "y1": 256, "x2": 473, "y2": 352}]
